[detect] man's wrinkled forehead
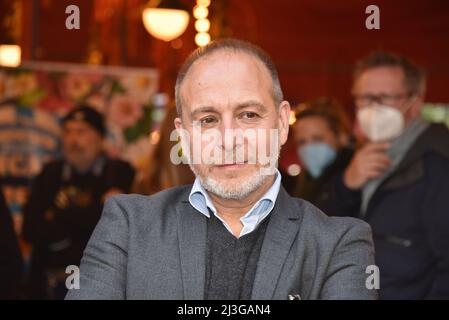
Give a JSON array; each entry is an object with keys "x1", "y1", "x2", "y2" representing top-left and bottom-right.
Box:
[
  {"x1": 179, "y1": 50, "x2": 274, "y2": 109},
  {"x1": 185, "y1": 49, "x2": 272, "y2": 85}
]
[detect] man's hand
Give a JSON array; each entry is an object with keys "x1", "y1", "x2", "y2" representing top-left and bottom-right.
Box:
[{"x1": 343, "y1": 142, "x2": 391, "y2": 190}]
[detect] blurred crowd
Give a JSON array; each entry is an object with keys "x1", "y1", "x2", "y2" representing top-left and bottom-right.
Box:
[{"x1": 1, "y1": 50, "x2": 448, "y2": 300}]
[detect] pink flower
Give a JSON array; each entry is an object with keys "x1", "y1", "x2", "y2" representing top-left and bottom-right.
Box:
[
  {"x1": 61, "y1": 73, "x2": 92, "y2": 101},
  {"x1": 107, "y1": 94, "x2": 143, "y2": 129}
]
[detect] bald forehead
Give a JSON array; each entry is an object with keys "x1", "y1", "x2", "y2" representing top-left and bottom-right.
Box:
[
  {"x1": 179, "y1": 49, "x2": 274, "y2": 108},
  {"x1": 185, "y1": 49, "x2": 272, "y2": 84}
]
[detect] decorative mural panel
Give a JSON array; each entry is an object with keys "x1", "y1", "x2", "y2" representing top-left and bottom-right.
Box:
[{"x1": 0, "y1": 62, "x2": 160, "y2": 233}]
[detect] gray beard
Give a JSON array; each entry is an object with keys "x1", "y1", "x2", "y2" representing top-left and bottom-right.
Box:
[
  {"x1": 187, "y1": 143, "x2": 281, "y2": 200},
  {"x1": 195, "y1": 168, "x2": 270, "y2": 200}
]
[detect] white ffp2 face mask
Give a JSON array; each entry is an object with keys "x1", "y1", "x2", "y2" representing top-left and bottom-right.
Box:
[{"x1": 357, "y1": 104, "x2": 405, "y2": 142}]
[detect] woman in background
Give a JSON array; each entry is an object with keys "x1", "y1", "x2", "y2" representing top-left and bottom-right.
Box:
[
  {"x1": 133, "y1": 105, "x2": 194, "y2": 195},
  {"x1": 290, "y1": 97, "x2": 354, "y2": 215}
]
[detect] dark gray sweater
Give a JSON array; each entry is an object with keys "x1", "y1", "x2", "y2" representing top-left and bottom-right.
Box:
[{"x1": 204, "y1": 212, "x2": 270, "y2": 300}]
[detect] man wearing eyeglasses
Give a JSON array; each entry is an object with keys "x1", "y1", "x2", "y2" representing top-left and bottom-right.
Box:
[{"x1": 328, "y1": 52, "x2": 449, "y2": 299}]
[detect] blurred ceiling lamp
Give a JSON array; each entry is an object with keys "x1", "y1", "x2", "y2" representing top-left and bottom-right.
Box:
[
  {"x1": 0, "y1": 44, "x2": 21, "y2": 67},
  {"x1": 142, "y1": 0, "x2": 190, "y2": 42}
]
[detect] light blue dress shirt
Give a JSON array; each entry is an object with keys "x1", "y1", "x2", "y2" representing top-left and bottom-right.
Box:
[{"x1": 188, "y1": 169, "x2": 282, "y2": 237}]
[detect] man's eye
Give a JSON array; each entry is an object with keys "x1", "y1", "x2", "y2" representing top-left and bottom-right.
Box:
[
  {"x1": 200, "y1": 117, "x2": 217, "y2": 125},
  {"x1": 241, "y1": 112, "x2": 259, "y2": 120}
]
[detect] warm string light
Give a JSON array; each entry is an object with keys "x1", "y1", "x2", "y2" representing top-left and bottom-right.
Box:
[{"x1": 193, "y1": 0, "x2": 211, "y2": 47}]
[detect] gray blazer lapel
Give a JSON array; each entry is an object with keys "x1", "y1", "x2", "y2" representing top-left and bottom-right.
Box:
[
  {"x1": 251, "y1": 187, "x2": 302, "y2": 299},
  {"x1": 176, "y1": 199, "x2": 207, "y2": 300}
]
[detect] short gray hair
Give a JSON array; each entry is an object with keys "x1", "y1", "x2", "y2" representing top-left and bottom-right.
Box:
[
  {"x1": 175, "y1": 38, "x2": 284, "y2": 116},
  {"x1": 353, "y1": 51, "x2": 426, "y2": 96}
]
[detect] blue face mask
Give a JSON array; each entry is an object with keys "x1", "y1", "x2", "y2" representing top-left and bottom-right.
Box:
[{"x1": 298, "y1": 143, "x2": 337, "y2": 178}]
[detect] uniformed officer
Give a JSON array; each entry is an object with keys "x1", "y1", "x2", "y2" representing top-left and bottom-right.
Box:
[{"x1": 22, "y1": 105, "x2": 135, "y2": 299}]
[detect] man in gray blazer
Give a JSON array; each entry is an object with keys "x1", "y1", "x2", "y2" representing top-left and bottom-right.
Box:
[{"x1": 67, "y1": 39, "x2": 377, "y2": 300}]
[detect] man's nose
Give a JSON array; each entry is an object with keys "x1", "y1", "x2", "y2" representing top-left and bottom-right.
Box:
[{"x1": 220, "y1": 117, "x2": 242, "y2": 151}]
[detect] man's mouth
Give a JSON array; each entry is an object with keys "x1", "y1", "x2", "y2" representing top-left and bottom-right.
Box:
[{"x1": 215, "y1": 161, "x2": 248, "y2": 169}]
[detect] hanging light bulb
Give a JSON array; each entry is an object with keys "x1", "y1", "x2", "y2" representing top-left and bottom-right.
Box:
[
  {"x1": 195, "y1": 32, "x2": 211, "y2": 47},
  {"x1": 197, "y1": 0, "x2": 211, "y2": 7},
  {"x1": 195, "y1": 18, "x2": 210, "y2": 33},
  {"x1": 142, "y1": 0, "x2": 190, "y2": 42},
  {"x1": 193, "y1": 0, "x2": 212, "y2": 47},
  {"x1": 193, "y1": 5, "x2": 208, "y2": 19}
]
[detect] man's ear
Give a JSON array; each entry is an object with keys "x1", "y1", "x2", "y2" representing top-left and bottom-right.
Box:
[
  {"x1": 174, "y1": 116, "x2": 192, "y2": 164},
  {"x1": 174, "y1": 117, "x2": 183, "y2": 131},
  {"x1": 278, "y1": 101, "x2": 291, "y2": 146},
  {"x1": 174, "y1": 116, "x2": 187, "y2": 148}
]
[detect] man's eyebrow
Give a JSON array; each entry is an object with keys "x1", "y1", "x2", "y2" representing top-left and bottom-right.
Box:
[
  {"x1": 189, "y1": 101, "x2": 268, "y2": 119},
  {"x1": 190, "y1": 106, "x2": 218, "y2": 119},
  {"x1": 235, "y1": 101, "x2": 268, "y2": 113}
]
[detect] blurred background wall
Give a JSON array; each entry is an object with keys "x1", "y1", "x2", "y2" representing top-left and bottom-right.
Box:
[{"x1": 1, "y1": 0, "x2": 448, "y2": 110}]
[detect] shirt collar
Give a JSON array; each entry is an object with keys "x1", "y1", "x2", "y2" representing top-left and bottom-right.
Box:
[{"x1": 188, "y1": 169, "x2": 282, "y2": 237}]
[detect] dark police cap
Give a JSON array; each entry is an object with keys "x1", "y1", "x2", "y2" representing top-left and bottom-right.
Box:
[{"x1": 62, "y1": 105, "x2": 106, "y2": 136}]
